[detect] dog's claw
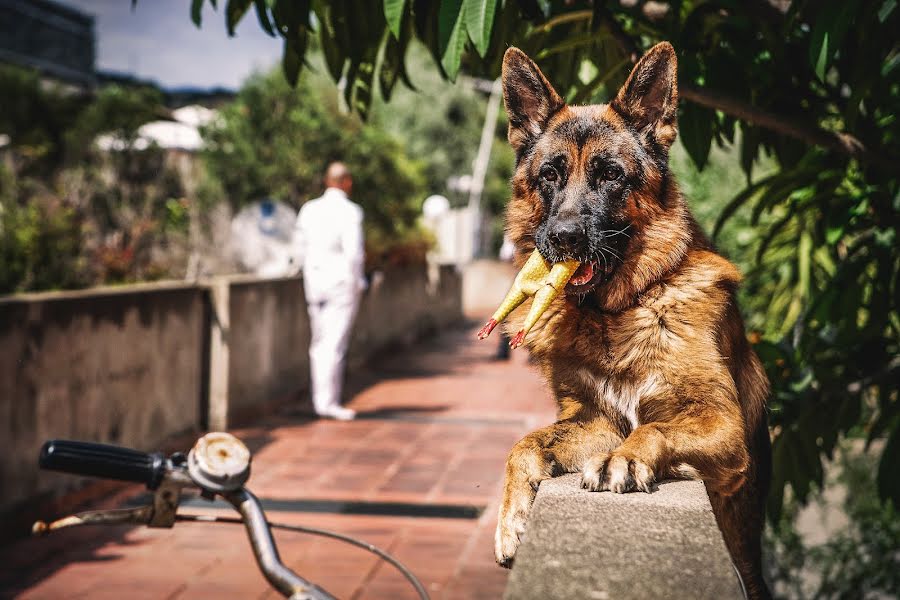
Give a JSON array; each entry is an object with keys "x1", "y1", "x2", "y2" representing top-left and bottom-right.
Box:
[{"x1": 582, "y1": 452, "x2": 655, "y2": 494}]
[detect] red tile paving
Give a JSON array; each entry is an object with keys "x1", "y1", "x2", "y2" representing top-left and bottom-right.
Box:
[{"x1": 1, "y1": 324, "x2": 556, "y2": 599}]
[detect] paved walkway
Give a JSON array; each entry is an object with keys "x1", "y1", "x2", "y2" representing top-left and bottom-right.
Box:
[{"x1": 1, "y1": 324, "x2": 556, "y2": 600}]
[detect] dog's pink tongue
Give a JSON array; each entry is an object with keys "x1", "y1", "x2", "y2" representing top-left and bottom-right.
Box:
[{"x1": 569, "y1": 262, "x2": 595, "y2": 286}]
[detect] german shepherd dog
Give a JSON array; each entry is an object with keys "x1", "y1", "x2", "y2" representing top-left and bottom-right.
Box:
[{"x1": 495, "y1": 43, "x2": 772, "y2": 598}]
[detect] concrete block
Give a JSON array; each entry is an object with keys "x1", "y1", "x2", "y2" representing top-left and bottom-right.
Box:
[{"x1": 504, "y1": 474, "x2": 744, "y2": 600}]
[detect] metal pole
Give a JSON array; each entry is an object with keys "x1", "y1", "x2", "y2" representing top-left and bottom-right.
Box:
[{"x1": 467, "y1": 78, "x2": 502, "y2": 259}]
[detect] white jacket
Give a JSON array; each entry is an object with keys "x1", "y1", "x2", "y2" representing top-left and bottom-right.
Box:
[{"x1": 292, "y1": 188, "x2": 366, "y2": 303}]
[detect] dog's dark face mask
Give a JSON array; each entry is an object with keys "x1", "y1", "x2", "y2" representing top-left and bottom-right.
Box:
[{"x1": 502, "y1": 44, "x2": 679, "y2": 296}]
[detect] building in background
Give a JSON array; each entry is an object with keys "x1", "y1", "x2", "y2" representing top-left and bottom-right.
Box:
[{"x1": 0, "y1": 0, "x2": 95, "y2": 88}]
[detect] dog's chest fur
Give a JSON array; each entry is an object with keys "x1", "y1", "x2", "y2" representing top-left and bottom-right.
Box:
[
  {"x1": 573, "y1": 368, "x2": 664, "y2": 431},
  {"x1": 519, "y1": 257, "x2": 732, "y2": 432},
  {"x1": 554, "y1": 305, "x2": 671, "y2": 432}
]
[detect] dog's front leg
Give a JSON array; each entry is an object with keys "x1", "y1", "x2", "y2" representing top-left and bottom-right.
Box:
[{"x1": 495, "y1": 417, "x2": 621, "y2": 567}]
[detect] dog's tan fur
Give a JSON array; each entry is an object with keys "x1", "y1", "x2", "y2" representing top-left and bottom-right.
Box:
[{"x1": 494, "y1": 43, "x2": 772, "y2": 598}]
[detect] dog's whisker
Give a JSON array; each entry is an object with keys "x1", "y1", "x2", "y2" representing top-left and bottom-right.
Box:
[
  {"x1": 598, "y1": 226, "x2": 631, "y2": 239},
  {"x1": 601, "y1": 244, "x2": 624, "y2": 263},
  {"x1": 597, "y1": 250, "x2": 609, "y2": 274}
]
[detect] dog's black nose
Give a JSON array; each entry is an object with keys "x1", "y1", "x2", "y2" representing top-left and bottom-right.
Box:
[{"x1": 549, "y1": 219, "x2": 586, "y2": 255}]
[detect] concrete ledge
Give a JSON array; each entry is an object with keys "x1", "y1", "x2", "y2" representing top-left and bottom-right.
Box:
[
  {"x1": 504, "y1": 474, "x2": 743, "y2": 600},
  {"x1": 0, "y1": 265, "x2": 464, "y2": 529}
]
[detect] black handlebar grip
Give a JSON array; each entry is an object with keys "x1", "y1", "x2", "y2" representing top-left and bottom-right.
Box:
[{"x1": 39, "y1": 440, "x2": 166, "y2": 490}]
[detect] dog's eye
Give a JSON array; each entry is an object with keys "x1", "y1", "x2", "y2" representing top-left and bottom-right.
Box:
[
  {"x1": 540, "y1": 167, "x2": 558, "y2": 182},
  {"x1": 600, "y1": 166, "x2": 623, "y2": 182}
]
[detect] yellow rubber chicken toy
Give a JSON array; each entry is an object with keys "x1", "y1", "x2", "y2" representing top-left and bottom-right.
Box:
[{"x1": 477, "y1": 249, "x2": 580, "y2": 348}]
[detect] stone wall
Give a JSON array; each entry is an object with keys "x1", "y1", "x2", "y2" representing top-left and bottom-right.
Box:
[
  {"x1": 0, "y1": 283, "x2": 206, "y2": 516},
  {"x1": 225, "y1": 275, "x2": 311, "y2": 422},
  {"x1": 0, "y1": 265, "x2": 463, "y2": 520}
]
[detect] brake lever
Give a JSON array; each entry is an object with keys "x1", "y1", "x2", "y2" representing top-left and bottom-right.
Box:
[
  {"x1": 33, "y1": 505, "x2": 154, "y2": 535},
  {"x1": 33, "y1": 462, "x2": 195, "y2": 535},
  {"x1": 148, "y1": 467, "x2": 193, "y2": 527}
]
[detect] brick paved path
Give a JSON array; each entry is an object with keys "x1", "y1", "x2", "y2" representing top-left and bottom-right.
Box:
[{"x1": 1, "y1": 325, "x2": 555, "y2": 600}]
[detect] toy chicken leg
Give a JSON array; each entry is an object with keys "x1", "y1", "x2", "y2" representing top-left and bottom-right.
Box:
[{"x1": 477, "y1": 249, "x2": 580, "y2": 349}]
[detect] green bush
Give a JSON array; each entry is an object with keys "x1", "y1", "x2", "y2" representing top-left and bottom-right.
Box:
[
  {"x1": 0, "y1": 66, "x2": 194, "y2": 293},
  {"x1": 766, "y1": 440, "x2": 900, "y2": 598},
  {"x1": 201, "y1": 65, "x2": 432, "y2": 267},
  {"x1": 0, "y1": 179, "x2": 86, "y2": 293}
]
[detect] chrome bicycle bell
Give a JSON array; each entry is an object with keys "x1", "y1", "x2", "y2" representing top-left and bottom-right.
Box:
[{"x1": 187, "y1": 432, "x2": 251, "y2": 493}]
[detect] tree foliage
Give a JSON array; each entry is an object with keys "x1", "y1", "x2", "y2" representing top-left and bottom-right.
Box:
[
  {"x1": 765, "y1": 441, "x2": 900, "y2": 599},
  {"x1": 190, "y1": 0, "x2": 900, "y2": 514},
  {"x1": 200, "y1": 67, "x2": 430, "y2": 268},
  {"x1": 371, "y1": 44, "x2": 515, "y2": 237},
  {"x1": 0, "y1": 67, "x2": 189, "y2": 292}
]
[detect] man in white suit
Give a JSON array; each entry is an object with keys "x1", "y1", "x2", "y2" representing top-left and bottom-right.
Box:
[{"x1": 292, "y1": 162, "x2": 366, "y2": 420}]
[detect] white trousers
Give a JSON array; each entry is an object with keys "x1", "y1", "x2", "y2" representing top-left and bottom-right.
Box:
[{"x1": 307, "y1": 291, "x2": 360, "y2": 413}]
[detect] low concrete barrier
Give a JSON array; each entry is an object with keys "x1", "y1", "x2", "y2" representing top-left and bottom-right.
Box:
[
  {"x1": 219, "y1": 275, "x2": 312, "y2": 426},
  {"x1": 504, "y1": 474, "x2": 744, "y2": 600},
  {"x1": 0, "y1": 264, "x2": 462, "y2": 524},
  {"x1": 0, "y1": 283, "x2": 207, "y2": 518}
]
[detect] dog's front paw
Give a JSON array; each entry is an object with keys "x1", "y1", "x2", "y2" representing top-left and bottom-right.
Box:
[
  {"x1": 581, "y1": 452, "x2": 655, "y2": 493},
  {"x1": 494, "y1": 492, "x2": 532, "y2": 568}
]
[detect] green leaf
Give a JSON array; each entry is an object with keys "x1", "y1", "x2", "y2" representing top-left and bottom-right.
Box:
[
  {"x1": 712, "y1": 173, "x2": 777, "y2": 240},
  {"x1": 438, "y1": 0, "x2": 466, "y2": 80},
  {"x1": 877, "y1": 420, "x2": 900, "y2": 508},
  {"x1": 254, "y1": 0, "x2": 276, "y2": 36},
  {"x1": 226, "y1": 0, "x2": 252, "y2": 36},
  {"x1": 679, "y1": 102, "x2": 714, "y2": 171},
  {"x1": 808, "y1": 2, "x2": 857, "y2": 81},
  {"x1": 739, "y1": 125, "x2": 760, "y2": 178},
  {"x1": 755, "y1": 206, "x2": 797, "y2": 264},
  {"x1": 350, "y1": 58, "x2": 376, "y2": 120},
  {"x1": 191, "y1": 0, "x2": 205, "y2": 27},
  {"x1": 378, "y1": 33, "x2": 403, "y2": 101},
  {"x1": 878, "y1": 0, "x2": 896, "y2": 22},
  {"x1": 825, "y1": 224, "x2": 844, "y2": 245},
  {"x1": 282, "y1": 33, "x2": 306, "y2": 86},
  {"x1": 813, "y1": 31, "x2": 829, "y2": 80},
  {"x1": 464, "y1": 0, "x2": 497, "y2": 57},
  {"x1": 314, "y1": 2, "x2": 352, "y2": 83},
  {"x1": 384, "y1": 0, "x2": 406, "y2": 38},
  {"x1": 272, "y1": 0, "x2": 310, "y2": 36},
  {"x1": 320, "y1": 27, "x2": 345, "y2": 82}
]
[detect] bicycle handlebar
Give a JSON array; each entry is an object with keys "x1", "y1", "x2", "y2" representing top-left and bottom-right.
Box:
[
  {"x1": 39, "y1": 440, "x2": 167, "y2": 490},
  {"x1": 35, "y1": 434, "x2": 425, "y2": 599}
]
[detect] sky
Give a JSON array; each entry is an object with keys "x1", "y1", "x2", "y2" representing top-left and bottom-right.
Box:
[{"x1": 67, "y1": 0, "x2": 283, "y2": 89}]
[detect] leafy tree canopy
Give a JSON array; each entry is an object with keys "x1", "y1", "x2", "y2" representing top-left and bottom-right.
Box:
[{"x1": 182, "y1": 0, "x2": 899, "y2": 515}]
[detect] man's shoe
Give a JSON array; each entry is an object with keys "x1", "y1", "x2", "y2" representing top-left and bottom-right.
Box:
[{"x1": 317, "y1": 406, "x2": 356, "y2": 421}]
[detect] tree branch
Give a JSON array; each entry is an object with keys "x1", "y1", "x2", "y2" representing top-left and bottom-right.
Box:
[
  {"x1": 598, "y1": 6, "x2": 894, "y2": 171},
  {"x1": 678, "y1": 84, "x2": 891, "y2": 171}
]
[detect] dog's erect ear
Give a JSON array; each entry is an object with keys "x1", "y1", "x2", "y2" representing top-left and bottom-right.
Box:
[
  {"x1": 502, "y1": 48, "x2": 565, "y2": 153},
  {"x1": 612, "y1": 42, "x2": 678, "y2": 147}
]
